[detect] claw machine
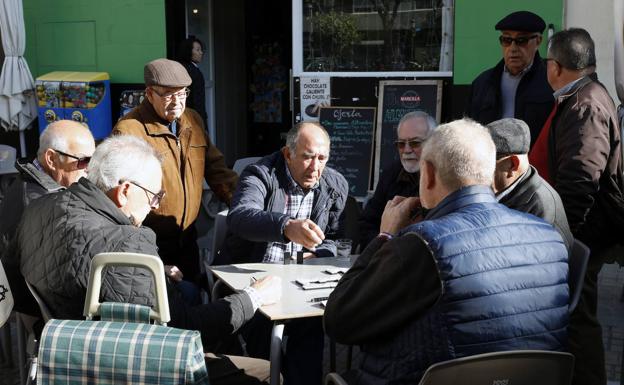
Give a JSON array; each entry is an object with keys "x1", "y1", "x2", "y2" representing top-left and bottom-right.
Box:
[{"x1": 35, "y1": 72, "x2": 112, "y2": 139}]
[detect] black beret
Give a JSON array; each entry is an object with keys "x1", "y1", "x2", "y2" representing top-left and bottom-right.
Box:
[
  {"x1": 495, "y1": 11, "x2": 546, "y2": 33},
  {"x1": 486, "y1": 118, "x2": 531, "y2": 155}
]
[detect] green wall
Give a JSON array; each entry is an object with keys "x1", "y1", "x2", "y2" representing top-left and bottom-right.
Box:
[
  {"x1": 23, "y1": 0, "x2": 167, "y2": 83},
  {"x1": 454, "y1": 0, "x2": 563, "y2": 85}
]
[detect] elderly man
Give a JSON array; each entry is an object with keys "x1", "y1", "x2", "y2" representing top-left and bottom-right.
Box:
[
  {"x1": 225, "y1": 121, "x2": 348, "y2": 264},
  {"x1": 0, "y1": 120, "x2": 95, "y2": 316},
  {"x1": 468, "y1": 11, "x2": 553, "y2": 146},
  {"x1": 324, "y1": 119, "x2": 569, "y2": 385},
  {"x1": 531, "y1": 28, "x2": 623, "y2": 385},
  {"x1": 358, "y1": 111, "x2": 436, "y2": 249},
  {"x1": 113, "y1": 58, "x2": 238, "y2": 283},
  {"x1": 487, "y1": 118, "x2": 573, "y2": 250},
  {"x1": 225, "y1": 121, "x2": 348, "y2": 385},
  {"x1": 16, "y1": 135, "x2": 280, "y2": 385}
]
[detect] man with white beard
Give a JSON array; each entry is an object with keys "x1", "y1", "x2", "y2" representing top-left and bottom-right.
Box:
[{"x1": 358, "y1": 111, "x2": 437, "y2": 249}]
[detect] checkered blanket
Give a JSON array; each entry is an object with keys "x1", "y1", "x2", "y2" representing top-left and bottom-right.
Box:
[{"x1": 38, "y1": 319, "x2": 209, "y2": 384}]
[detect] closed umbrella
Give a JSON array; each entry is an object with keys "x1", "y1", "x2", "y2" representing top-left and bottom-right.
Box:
[{"x1": 0, "y1": 0, "x2": 37, "y2": 157}]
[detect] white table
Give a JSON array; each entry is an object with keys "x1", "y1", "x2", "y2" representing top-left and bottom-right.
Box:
[{"x1": 210, "y1": 257, "x2": 352, "y2": 385}]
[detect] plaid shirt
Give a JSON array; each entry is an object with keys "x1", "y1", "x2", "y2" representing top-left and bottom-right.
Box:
[{"x1": 263, "y1": 166, "x2": 317, "y2": 263}]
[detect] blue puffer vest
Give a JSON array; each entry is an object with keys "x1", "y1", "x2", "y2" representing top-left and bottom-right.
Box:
[{"x1": 356, "y1": 186, "x2": 569, "y2": 385}]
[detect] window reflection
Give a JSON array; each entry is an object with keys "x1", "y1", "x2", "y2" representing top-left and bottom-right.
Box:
[{"x1": 302, "y1": 0, "x2": 454, "y2": 72}]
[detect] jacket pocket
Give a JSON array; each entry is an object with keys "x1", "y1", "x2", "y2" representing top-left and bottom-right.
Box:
[{"x1": 189, "y1": 144, "x2": 207, "y2": 161}]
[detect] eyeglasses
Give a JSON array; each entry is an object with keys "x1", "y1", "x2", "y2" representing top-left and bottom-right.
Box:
[
  {"x1": 499, "y1": 34, "x2": 539, "y2": 47},
  {"x1": 54, "y1": 149, "x2": 91, "y2": 169},
  {"x1": 150, "y1": 87, "x2": 190, "y2": 101},
  {"x1": 395, "y1": 139, "x2": 424, "y2": 151},
  {"x1": 544, "y1": 58, "x2": 560, "y2": 66},
  {"x1": 123, "y1": 180, "x2": 166, "y2": 207}
]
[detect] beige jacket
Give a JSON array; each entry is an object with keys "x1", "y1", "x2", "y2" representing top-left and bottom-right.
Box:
[{"x1": 113, "y1": 100, "x2": 238, "y2": 250}]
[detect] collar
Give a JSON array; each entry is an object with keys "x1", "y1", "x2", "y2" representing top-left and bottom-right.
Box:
[
  {"x1": 424, "y1": 185, "x2": 496, "y2": 221},
  {"x1": 397, "y1": 167, "x2": 420, "y2": 185},
  {"x1": 495, "y1": 168, "x2": 529, "y2": 201},
  {"x1": 32, "y1": 158, "x2": 44, "y2": 171},
  {"x1": 137, "y1": 99, "x2": 182, "y2": 137},
  {"x1": 15, "y1": 158, "x2": 64, "y2": 193},
  {"x1": 553, "y1": 76, "x2": 585, "y2": 99},
  {"x1": 504, "y1": 60, "x2": 533, "y2": 78}
]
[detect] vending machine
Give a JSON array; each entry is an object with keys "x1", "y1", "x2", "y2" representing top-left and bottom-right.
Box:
[{"x1": 35, "y1": 72, "x2": 112, "y2": 139}]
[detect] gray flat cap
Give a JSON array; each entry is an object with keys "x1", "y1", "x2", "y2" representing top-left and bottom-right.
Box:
[
  {"x1": 486, "y1": 118, "x2": 531, "y2": 155},
  {"x1": 144, "y1": 58, "x2": 192, "y2": 88}
]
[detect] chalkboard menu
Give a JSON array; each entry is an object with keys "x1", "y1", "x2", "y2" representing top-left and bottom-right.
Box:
[
  {"x1": 375, "y1": 80, "x2": 442, "y2": 186},
  {"x1": 319, "y1": 106, "x2": 376, "y2": 197}
]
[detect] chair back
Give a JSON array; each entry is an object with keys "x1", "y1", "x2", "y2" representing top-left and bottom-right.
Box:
[
  {"x1": 233, "y1": 156, "x2": 261, "y2": 175},
  {"x1": 568, "y1": 239, "x2": 590, "y2": 313},
  {"x1": 211, "y1": 209, "x2": 229, "y2": 260},
  {"x1": 418, "y1": 350, "x2": 574, "y2": 385},
  {"x1": 38, "y1": 252, "x2": 209, "y2": 385}
]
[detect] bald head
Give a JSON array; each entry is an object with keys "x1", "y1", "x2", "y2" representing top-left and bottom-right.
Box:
[
  {"x1": 283, "y1": 122, "x2": 330, "y2": 189},
  {"x1": 38, "y1": 120, "x2": 96, "y2": 187}
]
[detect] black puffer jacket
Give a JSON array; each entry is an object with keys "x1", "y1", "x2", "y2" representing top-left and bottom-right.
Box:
[
  {"x1": 224, "y1": 151, "x2": 348, "y2": 263},
  {"x1": 0, "y1": 159, "x2": 63, "y2": 316},
  {"x1": 18, "y1": 178, "x2": 157, "y2": 320}
]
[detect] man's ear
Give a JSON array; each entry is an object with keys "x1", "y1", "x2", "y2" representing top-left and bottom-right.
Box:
[
  {"x1": 43, "y1": 148, "x2": 57, "y2": 171},
  {"x1": 108, "y1": 183, "x2": 129, "y2": 208},
  {"x1": 536, "y1": 35, "x2": 543, "y2": 46},
  {"x1": 423, "y1": 160, "x2": 436, "y2": 189},
  {"x1": 282, "y1": 146, "x2": 292, "y2": 163},
  {"x1": 509, "y1": 155, "x2": 521, "y2": 174}
]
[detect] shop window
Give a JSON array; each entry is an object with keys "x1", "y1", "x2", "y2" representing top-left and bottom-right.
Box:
[{"x1": 293, "y1": 0, "x2": 454, "y2": 77}]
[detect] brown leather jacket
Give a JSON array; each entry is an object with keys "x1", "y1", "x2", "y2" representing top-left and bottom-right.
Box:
[{"x1": 113, "y1": 100, "x2": 237, "y2": 270}]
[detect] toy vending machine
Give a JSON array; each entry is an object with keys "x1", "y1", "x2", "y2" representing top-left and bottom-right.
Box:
[{"x1": 36, "y1": 72, "x2": 112, "y2": 139}]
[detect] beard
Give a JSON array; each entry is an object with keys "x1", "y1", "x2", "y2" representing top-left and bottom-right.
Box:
[{"x1": 400, "y1": 156, "x2": 420, "y2": 173}]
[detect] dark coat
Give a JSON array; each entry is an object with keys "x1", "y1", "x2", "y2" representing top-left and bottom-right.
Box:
[
  {"x1": 16, "y1": 178, "x2": 255, "y2": 347},
  {"x1": 548, "y1": 73, "x2": 623, "y2": 250},
  {"x1": 225, "y1": 151, "x2": 348, "y2": 263},
  {"x1": 468, "y1": 52, "x2": 554, "y2": 146},
  {"x1": 498, "y1": 165, "x2": 574, "y2": 250},
  {"x1": 325, "y1": 186, "x2": 568, "y2": 385},
  {"x1": 0, "y1": 159, "x2": 64, "y2": 316},
  {"x1": 358, "y1": 160, "x2": 419, "y2": 249}
]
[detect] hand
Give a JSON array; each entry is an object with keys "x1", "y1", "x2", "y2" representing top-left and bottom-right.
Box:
[
  {"x1": 164, "y1": 265, "x2": 184, "y2": 282},
  {"x1": 380, "y1": 196, "x2": 422, "y2": 235},
  {"x1": 284, "y1": 219, "x2": 325, "y2": 250},
  {"x1": 251, "y1": 276, "x2": 282, "y2": 305},
  {"x1": 303, "y1": 252, "x2": 316, "y2": 260}
]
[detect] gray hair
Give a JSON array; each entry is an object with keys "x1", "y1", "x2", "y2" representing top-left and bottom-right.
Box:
[
  {"x1": 421, "y1": 118, "x2": 496, "y2": 191},
  {"x1": 397, "y1": 110, "x2": 438, "y2": 137},
  {"x1": 87, "y1": 135, "x2": 161, "y2": 191},
  {"x1": 37, "y1": 123, "x2": 70, "y2": 159},
  {"x1": 285, "y1": 122, "x2": 330, "y2": 154}
]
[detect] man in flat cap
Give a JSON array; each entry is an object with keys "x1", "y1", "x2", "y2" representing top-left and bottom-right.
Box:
[
  {"x1": 113, "y1": 58, "x2": 238, "y2": 297},
  {"x1": 487, "y1": 118, "x2": 572, "y2": 250},
  {"x1": 467, "y1": 11, "x2": 554, "y2": 147}
]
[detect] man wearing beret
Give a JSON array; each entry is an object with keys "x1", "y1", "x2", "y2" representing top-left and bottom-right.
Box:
[
  {"x1": 113, "y1": 58, "x2": 238, "y2": 291},
  {"x1": 486, "y1": 118, "x2": 573, "y2": 250},
  {"x1": 467, "y1": 11, "x2": 554, "y2": 148}
]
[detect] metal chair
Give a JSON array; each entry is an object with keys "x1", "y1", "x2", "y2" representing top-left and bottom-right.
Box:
[
  {"x1": 325, "y1": 350, "x2": 575, "y2": 385},
  {"x1": 568, "y1": 239, "x2": 590, "y2": 313}
]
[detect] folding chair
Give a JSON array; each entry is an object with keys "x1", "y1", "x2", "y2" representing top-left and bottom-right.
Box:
[
  {"x1": 325, "y1": 350, "x2": 575, "y2": 385},
  {"x1": 37, "y1": 252, "x2": 209, "y2": 385}
]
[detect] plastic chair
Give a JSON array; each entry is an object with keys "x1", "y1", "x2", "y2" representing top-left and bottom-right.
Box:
[
  {"x1": 37, "y1": 252, "x2": 208, "y2": 385},
  {"x1": 233, "y1": 156, "x2": 261, "y2": 175},
  {"x1": 568, "y1": 239, "x2": 590, "y2": 313},
  {"x1": 325, "y1": 350, "x2": 575, "y2": 385}
]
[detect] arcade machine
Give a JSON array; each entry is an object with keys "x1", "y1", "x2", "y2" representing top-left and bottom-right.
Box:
[{"x1": 35, "y1": 72, "x2": 112, "y2": 139}]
